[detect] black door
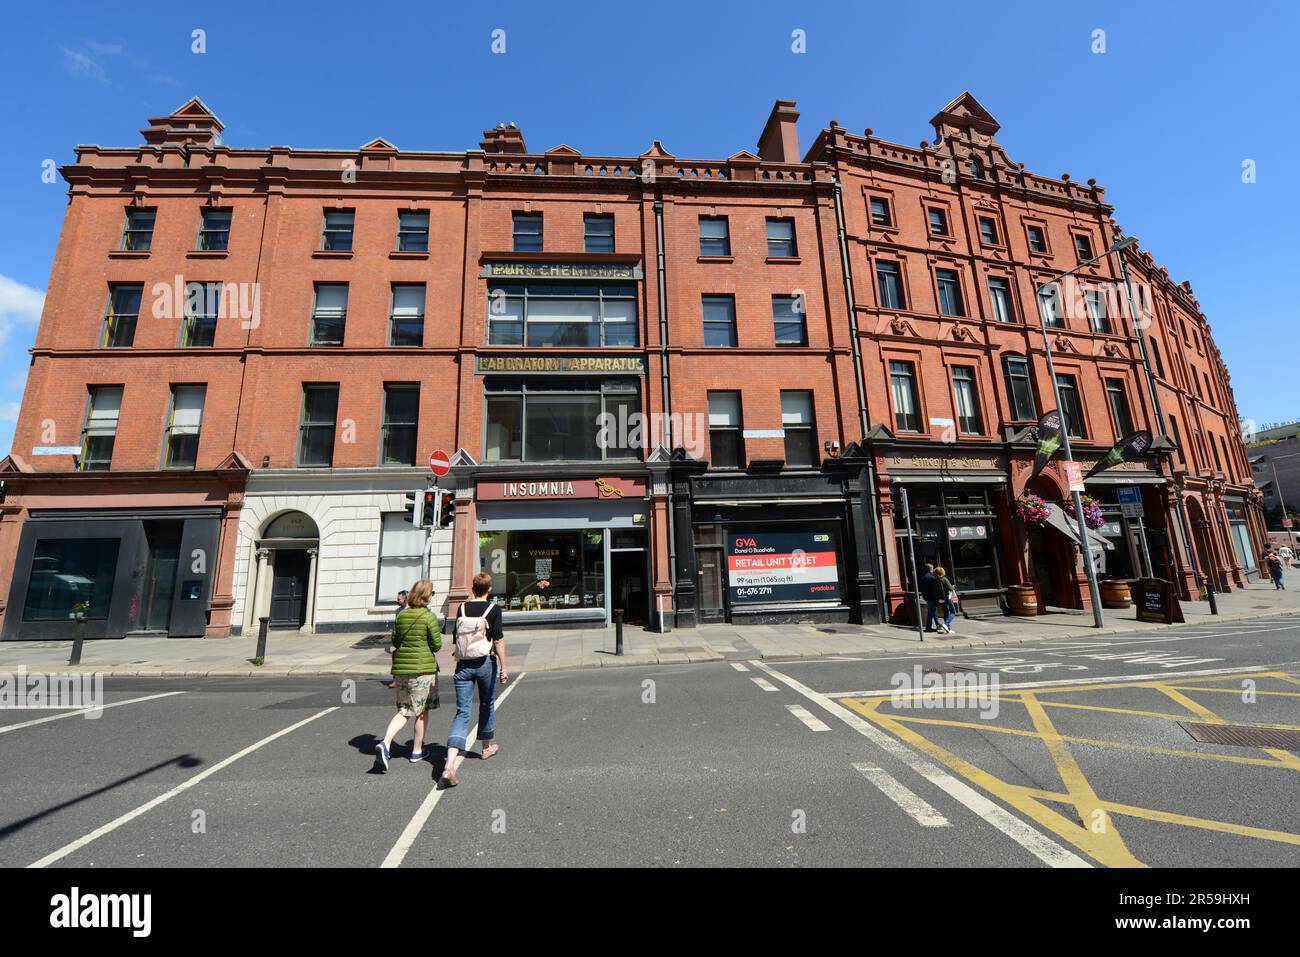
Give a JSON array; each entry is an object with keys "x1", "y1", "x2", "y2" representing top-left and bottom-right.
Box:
[
  {"x1": 610, "y1": 550, "x2": 648, "y2": 625},
  {"x1": 269, "y1": 550, "x2": 309, "y2": 628}
]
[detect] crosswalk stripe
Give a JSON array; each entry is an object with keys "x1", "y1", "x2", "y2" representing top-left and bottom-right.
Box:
[
  {"x1": 730, "y1": 662, "x2": 750, "y2": 672},
  {"x1": 786, "y1": 704, "x2": 831, "y2": 732},
  {"x1": 751, "y1": 676, "x2": 779, "y2": 692},
  {"x1": 854, "y1": 763, "x2": 951, "y2": 827}
]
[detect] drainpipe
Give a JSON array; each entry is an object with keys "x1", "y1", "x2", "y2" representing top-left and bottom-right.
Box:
[{"x1": 653, "y1": 197, "x2": 678, "y2": 611}]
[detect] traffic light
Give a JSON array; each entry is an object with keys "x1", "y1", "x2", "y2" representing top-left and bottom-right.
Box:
[
  {"x1": 403, "y1": 490, "x2": 419, "y2": 526},
  {"x1": 438, "y1": 490, "x2": 456, "y2": 528},
  {"x1": 421, "y1": 489, "x2": 438, "y2": 528}
]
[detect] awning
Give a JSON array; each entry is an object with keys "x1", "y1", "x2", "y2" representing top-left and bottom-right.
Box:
[
  {"x1": 1084, "y1": 473, "x2": 1165, "y2": 486},
  {"x1": 1043, "y1": 502, "x2": 1115, "y2": 551}
]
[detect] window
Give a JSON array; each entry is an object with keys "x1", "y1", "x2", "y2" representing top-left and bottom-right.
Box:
[
  {"x1": 197, "y1": 208, "x2": 231, "y2": 251},
  {"x1": 389, "y1": 284, "x2": 425, "y2": 346},
  {"x1": 1211, "y1": 432, "x2": 1222, "y2": 471},
  {"x1": 484, "y1": 377, "x2": 640, "y2": 462},
  {"x1": 486, "y1": 283, "x2": 637, "y2": 347},
  {"x1": 766, "y1": 218, "x2": 797, "y2": 257},
  {"x1": 927, "y1": 207, "x2": 949, "y2": 236},
  {"x1": 321, "y1": 209, "x2": 354, "y2": 251},
  {"x1": 1149, "y1": 337, "x2": 1166, "y2": 378},
  {"x1": 1038, "y1": 283, "x2": 1063, "y2": 327},
  {"x1": 936, "y1": 269, "x2": 964, "y2": 317},
  {"x1": 102, "y1": 284, "x2": 142, "y2": 348},
  {"x1": 1054, "y1": 374, "x2": 1086, "y2": 439},
  {"x1": 978, "y1": 217, "x2": 998, "y2": 245},
  {"x1": 1085, "y1": 287, "x2": 1111, "y2": 333},
  {"x1": 163, "y1": 385, "x2": 205, "y2": 470},
  {"x1": 1074, "y1": 233, "x2": 1093, "y2": 261},
  {"x1": 121, "y1": 208, "x2": 155, "y2": 251},
  {"x1": 781, "y1": 391, "x2": 816, "y2": 468},
  {"x1": 1002, "y1": 355, "x2": 1037, "y2": 421},
  {"x1": 181, "y1": 281, "x2": 221, "y2": 347},
  {"x1": 951, "y1": 366, "x2": 984, "y2": 435},
  {"x1": 988, "y1": 277, "x2": 1014, "y2": 323},
  {"x1": 79, "y1": 386, "x2": 122, "y2": 471},
  {"x1": 397, "y1": 210, "x2": 429, "y2": 252},
  {"x1": 377, "y1": 513, "x2": 425, "y2": 604},
  {"x1": 969, "y1": 156, "x2": 986, "y2": 180},
  {"x1": 1027, "y1": 224, "x2": 1047, "y2": 253},
  {"x1": 311, "y1": 284, "x2": 348, "y2": 346},
  {"x1": 512, "y1": 212, "x2": 543, "y2": 252},
  {"x1": 297, "y1": 385, "x2": 339, "y2": 467},
  {"x1": 1169, "y1": 414, "x2": 1186, "y2": 466},
  {"x1": 477, "y1": 530, "x2": 605, "y2": 613},
  {"x1": 23, "y1": 538, "x2": 119, "y2": 623},
  {"x1": 876, "y1": 261, "x2": 906, "y2": 310},
  {"x1": 380, "y1": 384, "x2": 419, "y2": 466},
  {"x1": 702, "y1": 295, "x2": 737, "y2": 347},
  {"x1": 773, "y1": 294, "x2": 807, "y2": 346},
  {"x1": 1105, "y1": 379, "x2": 1134, "y2": 437},
  {"x1": 890, "y1": 360, "x2": 921, "y2": 432},
  {"x1": 699, "y1": 216, "x2": 731, "y2": 256},
  {"x1": 583, "y1": 214, "x2": 614, "y2": 253},
  {"x1": 869, "y1": 197, "x2": 892, "y2": 227},
  {"x1": 707, "y1": 391, "x2": 744, "y2": 468}
]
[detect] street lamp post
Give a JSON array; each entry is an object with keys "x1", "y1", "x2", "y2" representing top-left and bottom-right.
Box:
[{"x1": 1034, "y1": 241, "x2": 1138, "y2": 628}]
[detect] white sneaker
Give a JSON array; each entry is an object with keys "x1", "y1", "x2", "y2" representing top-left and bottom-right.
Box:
[{"x1": 937, "y1": 622, "x2": 950, "y2": 634}]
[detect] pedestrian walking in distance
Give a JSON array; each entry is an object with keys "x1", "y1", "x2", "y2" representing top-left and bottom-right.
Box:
[
  {"x1": 374, "y1": 579, "x2": 441, "y2": 772},
  {"x1": 933, "y1": 566, "x2": 959, "y2": 635},
  {"x1": 919, "y1": 563, "x2": 939, "y2": 632},
  {"x1": 441, "y1": 572, "x2": 509, "y2": 789},
  {"x1": 1267, "y1": 551, "x2": 1286, "y2": 591},
  {"x1": 384, "y1": 589, "x2": 409, "y2": 690},
  {"x1": 1280, "y1": 544, "x2": 1293, "y2": 569}
]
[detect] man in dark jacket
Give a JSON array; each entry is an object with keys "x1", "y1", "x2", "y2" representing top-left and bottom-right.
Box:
[{"x1": 919, "y1": 563, "x2": 939, "y2": 632}]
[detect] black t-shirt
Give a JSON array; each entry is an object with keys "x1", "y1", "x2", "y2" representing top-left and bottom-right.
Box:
[{"x1": 456, "y1": 600, "x2": 504, "y2": 641}]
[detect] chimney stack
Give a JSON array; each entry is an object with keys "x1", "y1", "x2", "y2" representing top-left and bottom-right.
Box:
[{"x1": 757, "y1": 100, "x2": 800, "y2": 164}]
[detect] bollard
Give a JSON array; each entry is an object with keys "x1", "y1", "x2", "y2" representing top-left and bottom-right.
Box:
[
  {"x1": 256, "y1": 616, "x2": 270, "y2": 662},
  {"x1": 68, "y1": 612, "x2": 86, "y2": 666},
  {"x1": 615, "y1": 609, "x2": 624, "y2": 656}
]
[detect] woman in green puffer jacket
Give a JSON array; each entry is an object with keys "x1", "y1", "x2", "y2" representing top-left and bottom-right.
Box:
[{"x1": 374, "y1": 579, "x2": 441, "y2": 772}]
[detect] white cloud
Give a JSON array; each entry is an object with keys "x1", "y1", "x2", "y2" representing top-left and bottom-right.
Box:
[
  {"x1": 85, "y1": 41, "x2": 124, "y2": 56},
  {"x1": 61, "y1": 46, "x2": 107, "y2": 82},
  {"x1": 0, "y1": 274, "x2": 45, "y2": 346}
]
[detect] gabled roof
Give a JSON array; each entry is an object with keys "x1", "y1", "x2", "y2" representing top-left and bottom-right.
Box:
[
  {"x1": 930, "y1": 91, "x2": 1000, "y2": 135},
  {"x1": 360, "y1": 137, "x2": 399, "y2": 152}
]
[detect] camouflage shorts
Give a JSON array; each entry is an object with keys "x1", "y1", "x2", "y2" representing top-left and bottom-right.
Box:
[{"x1": 394, "y1": 673, "x2": 439, "y2": 717}]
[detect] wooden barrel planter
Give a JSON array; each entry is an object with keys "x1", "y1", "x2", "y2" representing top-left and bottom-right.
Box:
[
  {"x1": 1007, "y1": 584, "x2": 1039, "y2": 617},
  {"x1": 1101, "y1": 579, "x2": 1132, "y2": 608}
]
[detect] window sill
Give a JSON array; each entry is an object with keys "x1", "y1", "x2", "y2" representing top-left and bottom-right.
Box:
[
  {"x1": 108, "y1": 249, "x2": 150, "y2": 259},
  {"x1": 313, "y1": 249, "x2": 354, "y2": 259},
  {"x1": 870, "y1": 223, "x2": 899, "y2": 234},
  {"x1": 765, "y1": 256, "x2": 801, "y2": 265},
  {"x1": 390, "y1": 250, "x2": 430, "y2": 260},
  {"x1": 187, "y1": 249, "x2": 230, "y2": 259},
  {"x1": 697, "y1": 255, "x2": 734, "y2": 264},
  {"x1": 981, "y1": 242, "x2": 1007, "y2": 252}
]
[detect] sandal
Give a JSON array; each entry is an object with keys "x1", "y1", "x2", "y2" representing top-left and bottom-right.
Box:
[
  {"x1": 480, "y1": 744, "x2": 500, "y2": 760},
  {"x1": 440, "y1": 767, "x2": 459, "y2": 788}
]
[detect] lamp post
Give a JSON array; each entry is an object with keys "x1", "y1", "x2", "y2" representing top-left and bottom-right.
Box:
[{"x1": 1034, "y1": 240, "x2": 1136, "y2": 627}]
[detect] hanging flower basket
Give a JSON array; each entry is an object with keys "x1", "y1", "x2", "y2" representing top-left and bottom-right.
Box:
[
  {"x1": 1063, "y1": 494, "x2": 1106, "y2": 530},
  {"x1": 1015, "y1": 494, "x2": 1050, "y2": 527}
]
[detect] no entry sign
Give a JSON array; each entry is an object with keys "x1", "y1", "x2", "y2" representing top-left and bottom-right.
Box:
[{"x1": 428, "y1": 449, "x2": 450, "y2": 476}]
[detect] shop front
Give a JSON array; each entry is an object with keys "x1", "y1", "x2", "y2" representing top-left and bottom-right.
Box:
[{"x1": 1223, "y1": 496, "x2": 1259, "y2": 582}]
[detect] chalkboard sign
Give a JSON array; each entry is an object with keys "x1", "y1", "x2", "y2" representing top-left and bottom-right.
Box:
[{"x1": 1132, "y1": 578, "x2": 1185, "y2": 624}]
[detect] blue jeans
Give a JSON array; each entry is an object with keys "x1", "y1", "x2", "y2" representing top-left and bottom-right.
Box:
[
  {"x1": 943, "y1": 605, "x2": 957, "y2": 629},
  {"x1": 448, "y1": 655, "x2": 497, "y2": 750},
  {"x1": 925, "y1": 601, "x2": 938, "y2": 630}
]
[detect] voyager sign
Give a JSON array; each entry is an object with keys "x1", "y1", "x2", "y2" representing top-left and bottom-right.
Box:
[
  {"x1": 480, "y1": 261, "x2": 643, "y2": 280},
  {"x1": 726, "y1": 530, "x2": 841, "y2": 605},
  {"x1": 476, "y1": 354, "x2": 646, "y2": 375}
]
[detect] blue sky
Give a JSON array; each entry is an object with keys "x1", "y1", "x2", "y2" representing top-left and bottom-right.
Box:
[{"x1": 0, "y1": 0, "x2": 1295, "y2": 456}]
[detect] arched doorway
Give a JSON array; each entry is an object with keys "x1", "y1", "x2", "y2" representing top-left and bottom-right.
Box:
[
  {"x1": 247, "y1": 511, "x2": 321, "y2": 632},
  {"x1": 1025, "y1": 474, "x2": 1074, "y2": 608}
]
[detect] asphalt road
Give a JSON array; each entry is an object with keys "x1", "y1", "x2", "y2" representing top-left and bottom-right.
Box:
[{"x1": 2, "y1": 615, "x2": 1298, "y2": 868}]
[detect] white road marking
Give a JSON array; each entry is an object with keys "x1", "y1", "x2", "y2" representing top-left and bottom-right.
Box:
[
  {"x1": 749, "y1": 660, "x2": 1090, "y2": 869},
  {"x1": 786, "y1": 704, "x2": 831, "y2": 732},
  {"x1": 826, "y1": 663, "x2": 1274, "y2": 699},
  {"x1": 27, "y1": 706, "x2": 339, "y2": 868},
  {"x1": 0, "y1": 691, "x2": 185, "y2": 734},
  {"x1": 750, "y1": 676, "x2": 779, "y2": 692},
  {"x1": 381, "y1": 673, "x2": 525, "y2": 869},
  {"x1": 853, "y1": 763, "x2": 950, "y2": 827},
  {"x1": 730, "y1": 662, "x2": 750, "y2": 672}
]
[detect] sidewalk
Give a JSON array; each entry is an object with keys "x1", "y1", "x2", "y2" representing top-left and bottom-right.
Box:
[{"x1": 2, "y1": 581, "x2": 1295, "y2": 678}]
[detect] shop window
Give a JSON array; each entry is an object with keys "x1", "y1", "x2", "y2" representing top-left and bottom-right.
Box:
[
  {"x1": 1055, "y1": 373, "x2": 1086, "y2": 439},
  {"x1": 773, "y1": 294, "x2": 807, "y2": 346},
  {"x1": 311, "y1": 283, "x2": 348, "y2": 346},
  {"x1": 298, "y1": 384, "x2": 339, "y2": 468},
  {"x1": 321, "y1": 209, "x2": 354, "y2": 252},
  {"x1": 380, "y1": 384, "x2": 419, "y2": 466},
  {"x1": 478, "y1": 529, "x2": 605, "y2": 613},
  {"x1": 181, "y1": 281, "x2": 221, "y2": 347},
  {"x1": 707, "y1": 391, "x2": 744, "y2": 469},
  {"x1": 121, "y1": 207, "x2": 155, "y2": 251},
  {"x1": 79, "y1": 385, "x2": 122, "y2": 472},
  {"x1": 898, "y1": 488, "x2": 1002, "y2": 593},
  {"x1": 766, "y1": 218, "x2": 797, "y2": 257},
  {"x1": 699, "y1": 216, "x2": 731, "y2": 256},
  {"x1": 512, "y1": 212, "x2": 543, "y2": 252},
  {"x1": 583, "y1": 214, "x2": 614, "y2": 253},
  {"x1": 101, "y1": 284, "x2": 142, "y2": 348},
  {"x1": 389, "y1": 284, "x2": 425, "y2": 346},
  {"x1": 22, "y1": 538, "x2": 119, "y2": 622},
  {"x1": 876, "y1": 261, "x2": 905, "y2": 310},
  {"x1": 163, "y1": 385, "x2": 205, "y2": 470},
  {"x1": 702, "y1": 295, "x2": 737, "y2": 347},
  {"x1": 197, "y1": 208, "x2": 231, "y2": 251},
  {"x1": 781, "y1": 391, "x2": 816, "y2": 468},
  {"x1": 1105, "y1": 379, "x2": 1134, "y2": 438},
  {"x1": 484, "y1": 377, "x2": 640, "y2": 462},
  {"x1": 951, "y1": 366, "x2": 984, "y2": 435},
  {"x1": 377, "y1": 512, "x2": 424, "y2": 603},
  {"x1": 936, "y1": 269, "x2": 964, "y2": 317},
  {"x1": 988, "y1": 276, "x2": 1014, "y2": 323},
  {"x1": 889, "y1": 360, "x2": 921, "y2": 433},
  {"x1": 869, "y1": 197, "x2": 892, "y2": 227},
  {"x1": 397, "y1": 210, "x2": 429, "y2": 252},
  {"x1": 1002, "y1": 355, "x2": 1037, "y2": 422},
  {"x1": 486, "y1": 283, "x2": 637, "y2": 347}
]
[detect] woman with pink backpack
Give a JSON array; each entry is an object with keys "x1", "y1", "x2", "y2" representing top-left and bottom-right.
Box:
[{"x1": 440, "y1": 572, "x2": 509, "y2": 788}]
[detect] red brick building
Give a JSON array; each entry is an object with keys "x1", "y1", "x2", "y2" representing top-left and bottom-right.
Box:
[{"x1": 0, "y1": 95, "x2": 1262, "y2": 640}]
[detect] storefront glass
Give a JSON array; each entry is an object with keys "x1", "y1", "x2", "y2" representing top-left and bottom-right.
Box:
[
  {"x1": 895, "y1": 487, "x2": 1003, "y2": 594},
  {"x1": 1225, "y1": 499, "x2": 1256, "y2": 572},
  {"x1": 22, "y1": 538, "x2": 119, "y2": 621},
  {"x1": 477, "y1": 529, "x2": 605, "y2": 612}
]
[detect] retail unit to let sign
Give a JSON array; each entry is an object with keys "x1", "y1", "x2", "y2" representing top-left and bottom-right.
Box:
[{"x1": 726, "y1": 530, "x2": 840, "y2": 605}]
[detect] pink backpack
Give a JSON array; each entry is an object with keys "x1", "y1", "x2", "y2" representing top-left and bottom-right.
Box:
[{"x1": 453, "y1": 604, "x2": 494, "y2": 659}]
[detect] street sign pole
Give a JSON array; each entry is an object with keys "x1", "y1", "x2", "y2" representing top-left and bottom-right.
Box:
[{"x1": 900, "y1": 487, "x2": 924, "y2": 643}]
